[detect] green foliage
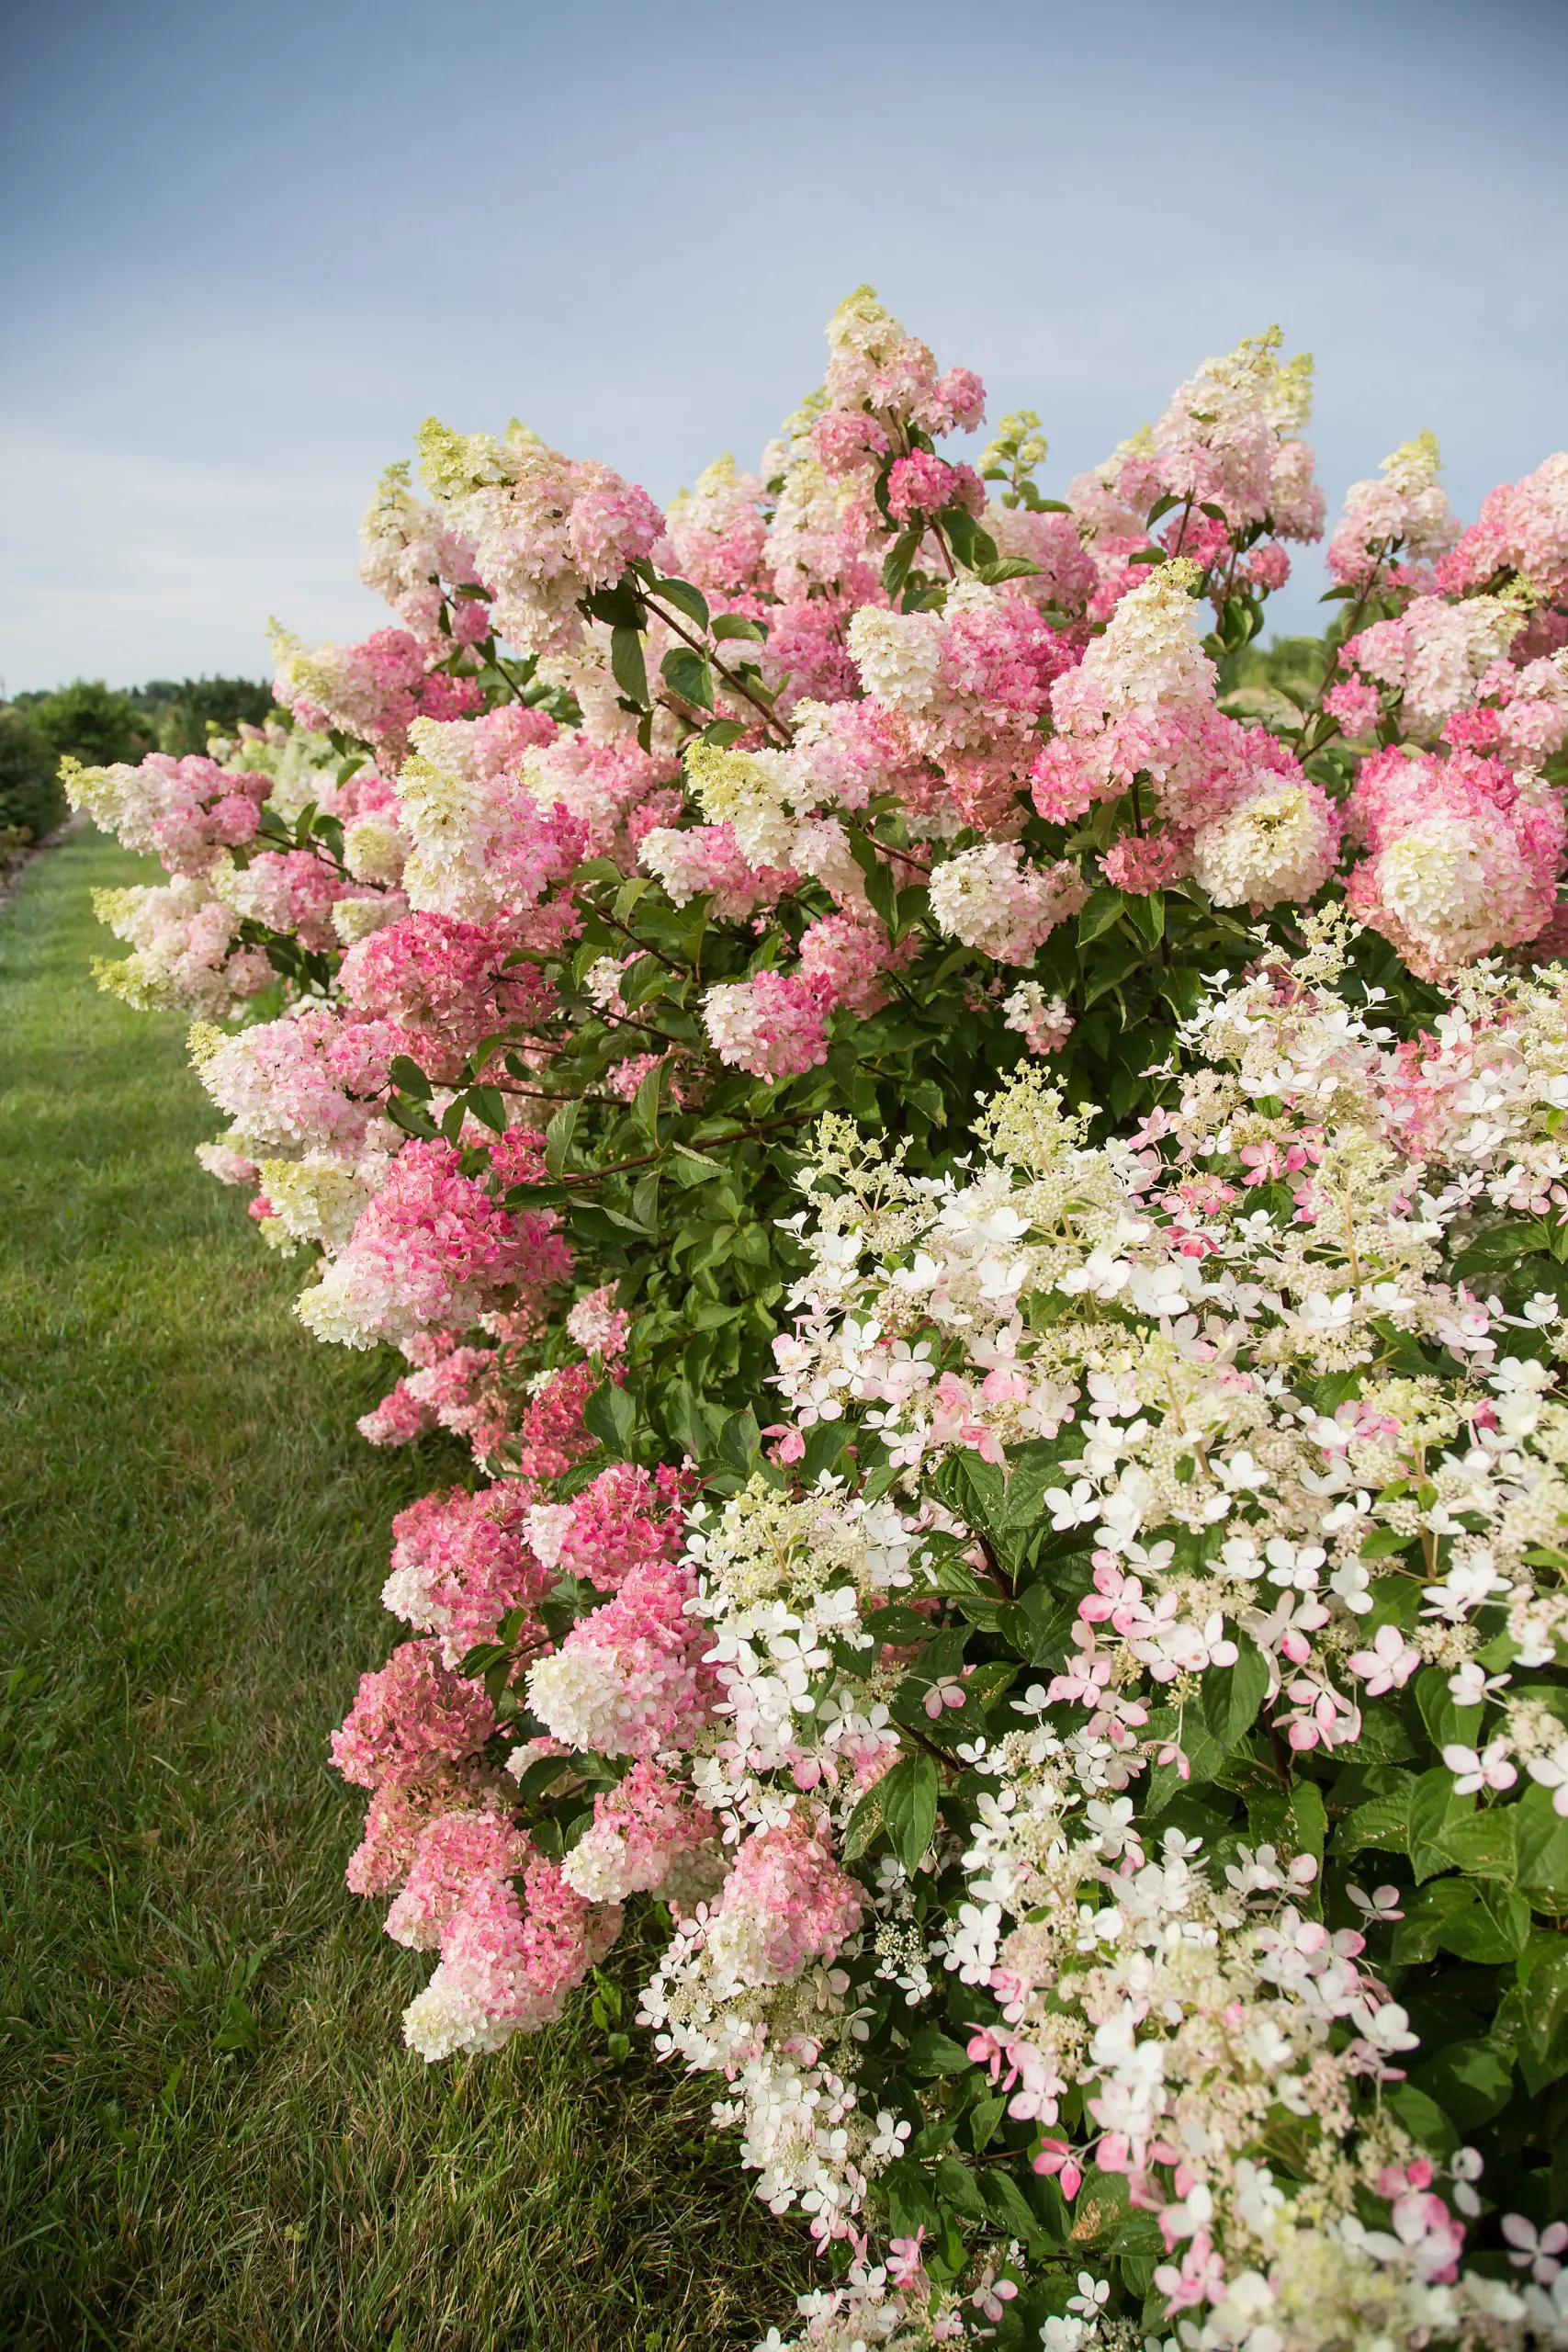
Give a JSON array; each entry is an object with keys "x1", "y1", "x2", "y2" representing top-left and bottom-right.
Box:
[
  {"x1": 0, "y1": 707, "x2": 65, "y2": 842},
  {"x1": 130, "y1": 673, "x2": 280, "y2": 755},
  {"x1": 24, "y1": 677, "x2": 156, "y2": 769}
]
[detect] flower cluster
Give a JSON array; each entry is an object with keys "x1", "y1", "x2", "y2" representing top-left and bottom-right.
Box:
[{"x1": 73, "y1": 289, "x2": 1568, "y2": 2350}]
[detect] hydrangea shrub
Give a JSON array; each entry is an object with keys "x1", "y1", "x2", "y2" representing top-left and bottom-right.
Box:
[{"x1": 68, "y1": 288, "x2": 1568, "y2": 2351}]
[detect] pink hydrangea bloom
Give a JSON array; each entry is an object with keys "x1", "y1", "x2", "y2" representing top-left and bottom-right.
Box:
[
  {"x1": 1101, "y1": 833, "x2": 1193, "y2": 895},
  {"x1": 927, "y1": 842, "x2": 1087, "y2": 965},
  {"x1": 71, "y1": 752, "x2": 271, "y2": 876},
  {"x1": 1324, "y1": 676, "x2": 1382, "y2": 738},
  {"x1": 357, "y1": 1376, "x2": 442, "y2": 1450},
  {"x1": 298, "y1": 1138, "x2": 572, "y2": 1349},
  {"x1": 886, "y1": 453, "x2": 984, "y2": 523},
  {"x1": 219, "y1": 846, "x2": 350, "y2": 949},
  {"x1": 525, "y1": 1461, "x2": 688, "y2": 1590},
  {"x1": 331, "y1": 1641, "x2": 497, "y2": 1790},
  {"x1": 1437, "y1": 452, "x2": 1568, "y2": 600},
  {"x1": 925, "y1": 365, "x2": 987, "y2": 434},
  {"x1": 525, "y1": 1558, "x2": 712, "y2": 1758},
  {"x1": 339, "y1": 911, "x2": 558, "y2": 1072},
  {"x1": 703, "y1": 1810, "x2": 863, "y2": 1989},
  {"x1": 1189, "y1": 765, "x2": 1342, "y2": 912},
  {"x1": 344, "y1": 1766, "x2": 503, "y2": 1896},
  {"x1": 385, "y1": 1806, "x2": 534, "y2": 1949},
  {"x1": 637, "y1": 821, "x2": 796, "y2": 922},
  {"x1": 190, "y1": 1004, "x2": 404, "y2": 1153},
  {"x1": 1346, "y1": 745, "x2": 1564, "y2": 979},
  {"x1": 1327, "y1": 435, "x2": 1460, "y2": 590},
  {"x1": 402, "y1": 1856, "x2": 622, "y2": 2057},
  {"x1": 797, "y1": 913, "x2": 911, "y2": 1015},
  {"x1": 564, "y1": 1283, "x2": 631, "y2": 1360},
  {"x1": 382, "y1": 1480, "x2": 553, "y2": 1663},
  {"x1": 702, "y1": 969, "x2": 830, "y2": 1081},
  {"x1": 273, "y1": 626, "x2": 484, "y2": 762},
  {"x1": 513, "y1": 1360, "x2": 604, "y2": 1484},
  {"x1": 561, "y1": 1761, "x2": 719, "y2": 1905},
  {"x1": 664, "y1": 460, "x2": 771, "y2": 594}
]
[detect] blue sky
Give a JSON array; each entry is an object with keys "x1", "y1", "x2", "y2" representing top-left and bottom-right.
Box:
[{"x1": 4, "y1": 0, "x2": 1566, "y2": 692}]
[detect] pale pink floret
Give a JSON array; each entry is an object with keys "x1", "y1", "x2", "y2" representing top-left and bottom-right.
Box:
[
  {"x1": 95, "y1": 752, "x2": 272, "y2": 876},
  {"x1": 527, "y1": 1462, "x2": 689, "y2": 1591},
  {"x1": 274, "y1": 626, "x2": 484, "y2": 762},
  {"x1": 1437, "y1": 451, "x2": 1568, "y2": 600},
  {"x1": 796, "y1": 913, "x2": 912, "y2": 1015},
  {"x1": 344, "y1": 1766, "x2": 502, "y2": 1896},
  {"x1": 403, "y1": 1857, "x2": 623, "y2": 2057},
  {"x1": 638, "y1": 820, "x2": 796, "y2": 922},
  {"x1": 191, "y1": 1003, "x2": 403, "y2": 1153},
  {"x1": 338, "y1": 910, "x2": 558, "y2": 1072}
]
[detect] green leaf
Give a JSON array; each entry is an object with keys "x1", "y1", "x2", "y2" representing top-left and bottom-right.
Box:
[
  {"x1": 629, "y1": 1170, "x2": 660, "y2": 1234},
  {"x1": 973, "y1": 557, "x2": 1042, "y2": 584},
  {"x1": 388, "y1": 1054, "x2": 433, "y2": 1101},
  {"x1": 1386, "y1": 2083, "x2": 1459, "y2": 2160},
  {"x1": 904, "y1": 2025, "x2": 972, "y2": 2076},
  {"x1": 1515, "y1": 1784, "x2": 1568, "y2": 1896},
  {"x1": 1337, "y1": 1786, "x2": 1413, "y2": 1859},
  {"x1": 711, "y1": 612, "x2": 767, "y2": 641},
  {"x1": 1407, "y1": 1766, "x2": 1472, "y2": 1883},
  {"x1": 661, "y1": 648, "x2": 715, "y2": 712},
  {"x1": 465, "y1": 1085, "x2": 507, "y2": 1135},
  {"x1": 1123, "y1": 890, "x2": 1165, "y2": 947},
  {"x1": 1080, "y1": 931, "x2": 1147, "y2": 1008},
  {"x1": 385, "y1": 1092, "x2": 438, "y2": 1140},
  {"x1": 630, "y1": 1060, "x2": 662, "y2": 1143},
  {"x1": 513, "y1": 1754, "x2": 573, "y2": 1804},
  {"x1": 1392, "y1": 1876, "x2": 1478, "y2": 1965},
  {"x1": 932, "y1": 2154, "x2": 987, "y2": 2222},
  {"x1": 650, "y1": 575, "x2": 710, "y2": 631},
  {"x1": 1410, "y1": 2041, "x2": 1513, "y2": 2133},
  {"x1": 1077, "y1": 886, "x2": 1127, "y2": 945},
  {"x1": 544, "y1": 1101, "x2": 580, "y2": 1178},
  {"x1": 1246, "y1": 1779, "x2": 1326, "y2": 1869},
  {"x1": 879, "y1": 1751, "x2": 941, "y2": 1874},
  {"x1": 977, "y1": 2167, "x2": 1042, "y2": 2244},
  {"x1": 582, "y1": 581, "x2": 648, "y2": 631},
  {"x1": 619, "y1": 953, "x2": 668, "y2": 1010},
  {"x1": 1443, "y1": 1885, "x2": 1529, "y2": 1962},
  {"x1": 1505, "y1": 1937, "x2": 1568, "y2": 2070},
  {"x1": 582, "y1": 1379, "x2": 635, "y2": 1455},
  {"x1": 1415, "y1": 1667, "x2": 1480, "y2": 1758},
  {"x1": 1202, "y1": 1640, "x2": 1270, "y2": 1752},
  {"x1": 1450, "y1": 1219, "x2": 1546, "y2": 1275},
  {"x1": 881, "y1": 526, "x2": 922, "y2": 602},
  {"x1": 1439, "y1": 1807, "x2": 1518, "y2": 1886},
  {"x1": 610, "y1": 626, "x2": 649, "y2": 709}
]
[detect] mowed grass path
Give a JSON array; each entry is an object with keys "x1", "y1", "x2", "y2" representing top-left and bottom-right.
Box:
[{"x1": 0, "y1": 832, "x2": 800, "y2": 2351}]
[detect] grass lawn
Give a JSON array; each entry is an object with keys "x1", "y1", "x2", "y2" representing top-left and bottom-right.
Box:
[{"x1": 0, "y1": 831, "x2": 803, "y2": 2351}]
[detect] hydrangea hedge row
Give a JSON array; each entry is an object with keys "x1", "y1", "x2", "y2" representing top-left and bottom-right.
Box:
[{"x1": 67, "y1": 290, "x2": 1568, "y2": 2352}]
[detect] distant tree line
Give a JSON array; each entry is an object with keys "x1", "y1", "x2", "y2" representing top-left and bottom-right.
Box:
[{"x1": 0, "y1": 677, "x2": 279, "y2": 846}]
